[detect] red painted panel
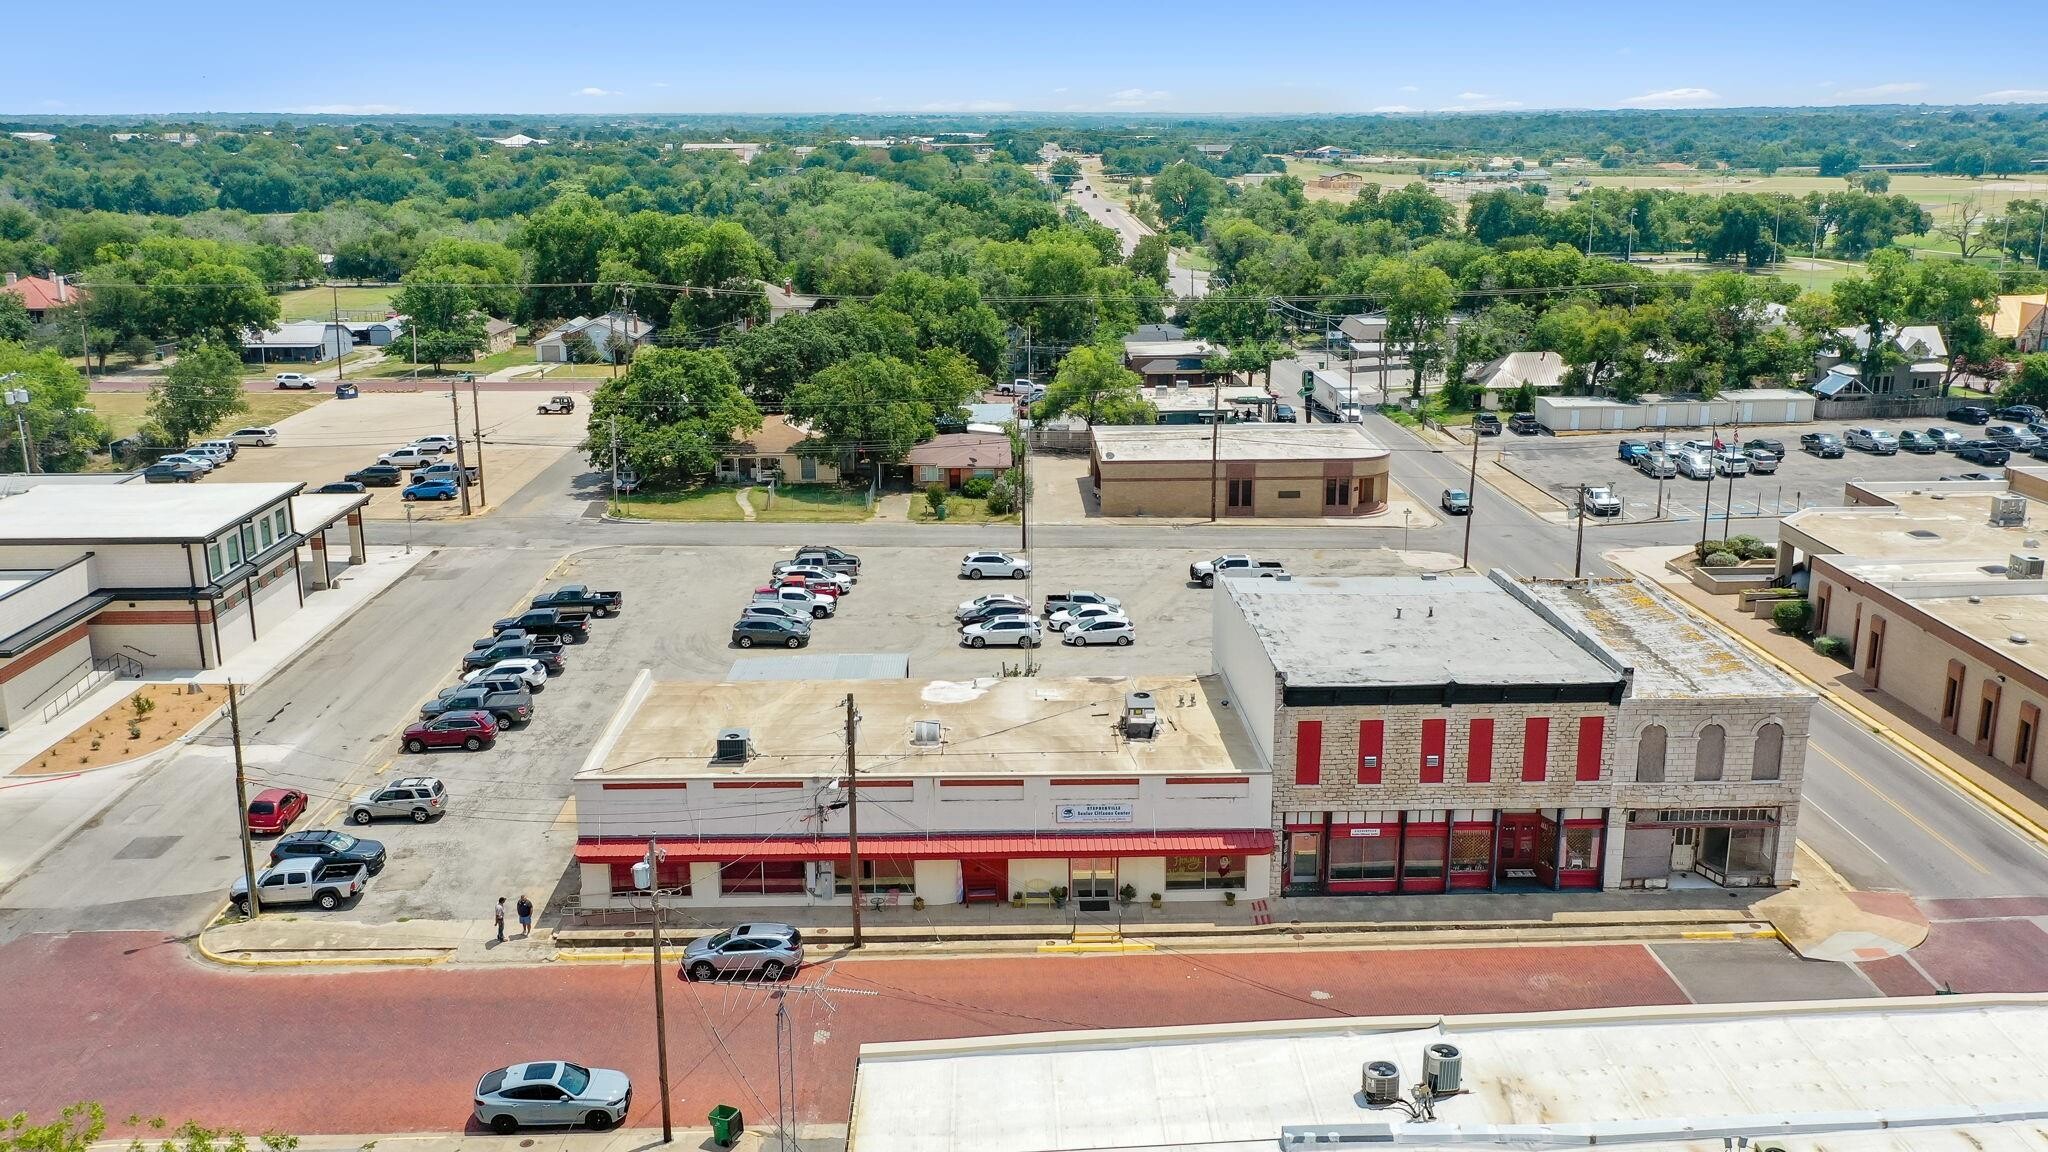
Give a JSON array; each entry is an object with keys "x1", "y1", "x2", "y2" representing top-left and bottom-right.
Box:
[
  {"x1": 1296, "y1": 720, "x2": 1323, "y2": 786},
  {"x1": 1467, "y1": 718, "x2": 1494, "y2": 784},
  {"x1": 1576, "y1": 715, "x2": 1605, "y2": 782},
  {"x1": 1420, "y1": 718, "x2": 1446, "y2": 784},
  {"x1": 1522, "y1": 717, "x2": 1549, "y2": 782},
  {"x1": 1357, "y1": 719, "x2": 1383, "y2": 784}
]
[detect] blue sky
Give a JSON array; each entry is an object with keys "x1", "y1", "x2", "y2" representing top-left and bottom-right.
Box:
[{"x1": 11, "y1": 1, "x2": 2048, "y2": 116}]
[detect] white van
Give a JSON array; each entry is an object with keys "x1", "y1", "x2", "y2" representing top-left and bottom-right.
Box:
[{"x1": 230, "y1": 427, "x2": 279, "y2": 447}]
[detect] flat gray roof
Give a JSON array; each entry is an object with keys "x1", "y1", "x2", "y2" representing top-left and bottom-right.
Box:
[
  {"x1": 1225, "y1": 574, "x2": 1617, "y2": 689},
  {"x1": 1516, "y1": 578, "x2": 1808, "y2": 699},
  {"x1": 1093, "y1": 424, "x2": 1386, "y2": 464},
  {"x1": 0, "y1": 482, "x2": 302, "y2": 543}
]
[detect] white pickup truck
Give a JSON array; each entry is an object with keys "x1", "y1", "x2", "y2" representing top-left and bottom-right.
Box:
[
  {"x1": 231, "y1": 858, "x2": 368, "y2": 914},
  {"x1": 1190, "y1": 555, "x2": 1288, "y2": 588},
  {"x1": 1581, "y1": 486, "x2": 1622, "y2": 517}
]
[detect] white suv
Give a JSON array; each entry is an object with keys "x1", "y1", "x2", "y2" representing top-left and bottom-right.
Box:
[
  {"x1": 1675, "y1": 448, "x2": 1715, "y2": 479},
  {"x1": 274, "y1": 372, "x2": 316, "y2": 390},
  {"x1": 961, "y1": 551, "x2": 1031, "y2": 580}
]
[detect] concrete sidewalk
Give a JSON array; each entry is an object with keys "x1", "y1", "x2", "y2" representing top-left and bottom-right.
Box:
[{"x1": 93, "y1": 1126, "x2": 843, "y2": 1152}]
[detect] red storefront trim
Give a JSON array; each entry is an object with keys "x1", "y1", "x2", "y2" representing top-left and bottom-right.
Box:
[
  {"x1": 601, "y1": 781, "x2": 687, "y2": 791},
  {"x1": 1050, "y1": 777, "x2": 1140, "y2": 786},
  {"x1": 574, "y1": 829, "x2": 1275, "y2": 864},
  {"x1": 711, "y1": 781, "x2": 805, "y2": 789},
  {"x1": 939, "y1": 778, "x2": 1023, "y2": 787},
  {"x1": 1167, "y1": 776, "x2": 1250, "y2": 785}
]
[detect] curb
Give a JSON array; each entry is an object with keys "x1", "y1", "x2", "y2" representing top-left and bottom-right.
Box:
[
  {"x1": 1637, "y1": 559, "x2": 2048, "y2": 852},
  {"x1": 195, "y1": 925, "x2": 454, "y2": 969}
]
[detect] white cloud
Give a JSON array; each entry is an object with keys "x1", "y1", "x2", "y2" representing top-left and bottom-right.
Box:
[
  {"x1": 1398, "y1": 85, "x2": 1419, "y2": 93},
  {"x1": 1980, "y1": 88, "x2": 2048, "y2": 102},
  {"x1": 573, "y1": 86, "x2": 623, "y2": 97},
  {"x1": 1456, "y1": 91, "x2": 1491, "y2": 101},
  {"x1": 1833, "y1": 81, "x2": 1927, "y2": 99},
  {"x1": 1620, "y1": 86, "x2": 1719, "y2": 107},
  {"x1": 287, "y1": 103, "x2": 412, "y2": 115},
  {"x1": 1105, "y1": 87, "x2": 1171, "y2": 108},
  {"x1": 1372, "y1": 104, "x2": 1420, "y2": 114},
  {"x1": 1442, "y1": 91, "x2": 1522, "y2": 111},
  {"x1": 38, "y1": 99, "x2": 63, "y2": 109},
  {"x1": 651, "y1": 81, "x2": 670, "y2": 89}
]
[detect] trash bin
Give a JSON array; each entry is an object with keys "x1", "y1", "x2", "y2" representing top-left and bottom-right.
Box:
[{"x1": 708, "y1": 1104, "x2": 743, "y2": 1147}]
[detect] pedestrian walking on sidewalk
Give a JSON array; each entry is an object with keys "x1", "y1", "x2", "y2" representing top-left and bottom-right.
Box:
[
  {"x1": 494, "y1": 896, "x2": 506, "y2": 942},
  {"x1": 516, "y1": 894, "x2": 533, "y2": 938}
]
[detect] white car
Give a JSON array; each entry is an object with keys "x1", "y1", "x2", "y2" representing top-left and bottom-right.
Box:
[
  {"x1": 274, "y1": 372, "x2": 316, "y2": 390},
  {"x1": 996, "y1": 378, "x2": 1038, "y2": 396},
  {"x1": 1063, "y1": 617, "x2": 1135, "y2": 646},
  {"x1": 411, "y1": 435, "x2": 457, "y2": 452},
  {"x1": 1713, "y1": 449, "x2": 1751, "y2": 477},
  {"x1": 961, "y1": 617, "x2": 1042, "y2": 648},
  {"x1": 961, "y1": 551, "x2": 1031, "y2": 580},
  {"x1": 158, "y1": 452, "x2": 215, "y2": 472},
  {"x1": 754, "y1": 585, "x2": 834, "y2": 618},
  {"x1": 1674, "y1": 449, "x2": 1715, "y2": 479},
  {"x1": 958, "y1": 593, "x2": 1031, "y2": 618},
  {"x1": 1048, "y1": 603, "x2": 1129, "y2": 630},
  {"x1": 186, "y1": 443, "x2": 232, "y2": 463},
  {"x1": 378, "y1": 445, "x2": 442, "y2": 468},
  {"x1": 464, "y1": 658, "x2": 548, "y2": 690},
  {"x1": 195, "y1": 438, "x2": 238, "y2": 460},
  {"x1": 229, "y1": 426, "x2": 279, "y2": 447}
]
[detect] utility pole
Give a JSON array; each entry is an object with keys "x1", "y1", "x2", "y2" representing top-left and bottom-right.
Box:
[
  {"x1": 844, "y1": 693, "x2": 863, "y2": 950},
  {"x1": 1460, "y1": 427, "x2": 1479, "y2": 569},
  {"x1": 1573, "y1": 484, "x2": 1588, "y2": 579},
  {"x1": 229, "y1": 681, "x2": 260, "y2": 918},
  {"x1": 449, "y1": 387, "x2": 472, "y2": 516},
  {"x1": 637, "y1": 840, "x2": 674, "y2": 1144},
  {"x1": 609, "y1": 415, "x2": 621, "y2": 514},
  {"x1": 469, "y1": 375, "x2": 488, "y2": 507},
  {"x1": 331, "y1": 285, "x2": 347, "y2": 384},
  {"x1": 2, "y1": 378, "x2": 31, "y2": 474},
  {"x1": 1207, "y1": 379, "x2": 1221, "y2": 521},
  {"x1": 1019, "y1": 422, "x2": 1030, "y2": 551}
]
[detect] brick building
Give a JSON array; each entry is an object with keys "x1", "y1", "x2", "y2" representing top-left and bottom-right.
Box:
[
  {"x1": 1090, "y1": 425, "x2": 1390, "y2": 518},
  {"x1": 1213, "y1": 572, "x2": 1810, "y2": 896}
]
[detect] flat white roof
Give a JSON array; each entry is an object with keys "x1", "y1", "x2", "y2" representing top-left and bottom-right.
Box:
[
  {"x1": 1093, "y1": 424, "x2": 1386, "y2": 464},
  {"x1": 0, "y1": 482, "x2": 302, "y2": 543},
  {"x1": 1517, "y1": 578, "x2": 1808, "y2": 699},
  {"x1": 850, "y1": 995, "x2": 2048, "y2": 1152},
  {"x1": 289, "y1": 492, "x2": 370, "y2": 531}
]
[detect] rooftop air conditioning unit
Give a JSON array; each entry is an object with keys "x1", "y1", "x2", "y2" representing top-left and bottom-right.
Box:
[
  {"x1": 1991, "y1": 495, "x2": 2028, "y2": 527},
  {"x1": 1121, "y1": 691, "x2": 1159, "y2": 740},
  {"x1": 1361, "y1": 1061, "x2": 1401, "y2": 1106},
  {"x1": 2011, "y1": 554, "x2": 2046, "y2": 580},
  {"x1": 1424, "y1": 1043, "x2": 1463, "y2": 1094},
  {"x1": 911, "y1": 719, "x2": 942, "y2": 747},
  {"x1": 713, "y1": 728, "x2": 751, "y2": 764}
]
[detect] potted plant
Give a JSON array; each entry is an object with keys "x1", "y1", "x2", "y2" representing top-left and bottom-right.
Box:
[
  {"x1": 1049, "y1": 885, "x2": 1068, "y2": 908},
  {"x1": 1150, "y1": 892, "x2": 1163, "y2": 910},
  {"x1": 912, "y1": 895, "x2": 926, "y2": 911},
  {"x1": 1011, "y1": 890, "x2": 1024, "y2": 908},
  {"x1": 1118, "y1": 883, "x2": 1137, "y2": 907},
  {"x1": 1224, "y1": 890, "x2": 1237, "y2": 907}
]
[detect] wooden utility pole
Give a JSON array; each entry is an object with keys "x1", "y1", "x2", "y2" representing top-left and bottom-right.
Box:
[
  {"x1": 469, "y1": 375, "x2": 488, "y2": 507},
  {"x1": 229, "y1": 682, "x2": 260, "y2": 917},
  {"x1": 845, "y1": 693, "x2": 863, "y2": 949},
  {"x1": 644, "y1": 838, "x2": 674, "y2": 1144},
  {"x1": 449, "y1": 387, "x2": 472, "y2": 516},
  {"x1": 1208, "y1": 382, "x2": 1221, "y2": 521},
  {"x1": 331, "y1": 285, "x2": 347, "y2": 384},
  {"x1": 1460, "y1": 428, "x2": 1480, "y2": 569}
]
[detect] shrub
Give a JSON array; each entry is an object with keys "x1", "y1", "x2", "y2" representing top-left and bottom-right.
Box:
[
  {"x1": 1749, "y1": 543, "x2": 1777, "y2": 560},
  {"x1": 1814, "y1": 635, "x2": 1850, "y2": 660},
  {"x1": 1724, "y1": 534, "x2": 1764, "y2": 557},
  {"x1": 924, "y1": 484, "x2": 949, "y2": 518},
  {"x1": 1703, "y1": 550, "x2": 1739, "y2": 568},
  {"x1": 1772, "y1": 599, "x2": 1813, "y2": 635},
  {"x1": 959, "y1": 474, "x2": 994, "y2": 499},
  {"x1": 985, "y1": 474, "x2": 1017, "y2": 515}
]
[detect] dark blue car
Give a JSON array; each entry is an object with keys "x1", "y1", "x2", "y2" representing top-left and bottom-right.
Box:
[
  {"x1": 1617, "y1": 439, "x2": 1650, "y2": 462},
  {"x1": 402, "y1": 477, "x2": 459, "y2": 502}
]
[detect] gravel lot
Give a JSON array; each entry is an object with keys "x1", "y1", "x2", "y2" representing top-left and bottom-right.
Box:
[{"x1": 335, "y1": 542, "x2": 1433, "y2": 925}]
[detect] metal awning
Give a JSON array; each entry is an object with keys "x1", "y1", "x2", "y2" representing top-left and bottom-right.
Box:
[{"x1": 574, "y1": 829, "x2": 1274, "y2": 865}]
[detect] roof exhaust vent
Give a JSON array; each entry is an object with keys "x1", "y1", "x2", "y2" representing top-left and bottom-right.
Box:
[
  {"x1": 1992, "y1": 495, "x2": 2028, "y2": 527},
  {"x1": 713, "y1": 728, "x2": 752, "y2": 764},
  {"x1": 2013, "y1": 633, "x2": 2031, "y2": 646},
  {"x1": 911, "y1": 720, "x2": 943, "y2": 747}
]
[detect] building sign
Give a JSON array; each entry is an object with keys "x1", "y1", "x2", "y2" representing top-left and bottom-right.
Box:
[
  {"x1": 1347, "y1": 827, "x2": 1382, "y2": 837},
  {"x1": 1056, "y1": 802, "x2": 1135, "y2": 825}
]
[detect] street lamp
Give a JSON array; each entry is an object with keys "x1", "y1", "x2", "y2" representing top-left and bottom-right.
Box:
[{"x1": 632, "y1": 844, "x2": 676, "y2": 1144}]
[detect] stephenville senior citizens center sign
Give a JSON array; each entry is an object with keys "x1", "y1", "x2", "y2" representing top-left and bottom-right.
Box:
[{"x1": 1056, "y1": 803, "x2": 1135, "y2": 824}]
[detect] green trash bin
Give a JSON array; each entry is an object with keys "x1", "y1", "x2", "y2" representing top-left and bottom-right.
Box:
[{"x1": 708, "y1": 1104, "x2": 743, "y2": 1147}]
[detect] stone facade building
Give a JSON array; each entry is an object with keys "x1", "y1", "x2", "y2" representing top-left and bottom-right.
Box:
[{"x1": 1213, "y1": 572, "x2": 1810, "y2": 896}]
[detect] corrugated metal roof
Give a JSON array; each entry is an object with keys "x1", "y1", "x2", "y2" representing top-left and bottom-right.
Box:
[{"x1": 574, "y1": 829, "x2": 1272, "y2": 864}]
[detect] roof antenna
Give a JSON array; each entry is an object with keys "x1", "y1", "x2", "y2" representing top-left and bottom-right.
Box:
[
  {"x1": 1395, "y1": 607, "x2": 1403, "y2": 619},
  {"x1": 1428, "y1": 606, "x2": 1434, "y2": 618}
]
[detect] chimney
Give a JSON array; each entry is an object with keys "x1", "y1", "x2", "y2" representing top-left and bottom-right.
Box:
[
  {"x1": 53, "y1": 274, "x2": 66, "y2": 303},
  {"x1": 4, "y1": 272, "x2": 15, "y2": 286}
]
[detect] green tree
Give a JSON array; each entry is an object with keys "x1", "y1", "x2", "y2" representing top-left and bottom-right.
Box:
[
  {"x1": 1049, "y1": 157, "x2": 1082, "y2": 179},
  {"x1": 2001, "y1": 354, "x2": 2048, "y2": 408},
  {"x1": 391, "y1": 268, "x2": 487, "y2": 371},
  {"x1": 147, "y1": 263, "x2": 277, "y2": 346},
  {"x1": 787, "y1": 352, "x2": 944, "y2": 468},
  {"x1": 1186, "y1": 282, "x2": 1282, "y2": 347},
  {"x1": 1364, "y1": 259, "x2": 1457, "y2": 398},
  {"x1": 0, "y1": 294, "x2": 30, "y2": 343},
  {"x1": 1149, "y1": 162, "x2": 1224, "y2": 238},
  {"x1": 0, "y1": 343, "x2": 107, "y2": 471},
  {"x1": 585, "y1": 347, "x2": 758, "y2": 486},
  {"x1": 1036, "y1": 344, "x2": 1156, "y2": 425},
  {"x1": 1534, "y1": 303, "x2": 1638, "y2": 397},
  {"x1": 148, "y1": 342, "x2": 248, "y2": 447},
  {"x1": 1828, "y1": 249, "x2": 1917, "y2": 385},
  {"x1": 1128, "y1": 234, "x2": 1170, "y2": 287},
  {"x1": 513, "y1": 191, "x2": 621, "y2": 322}
]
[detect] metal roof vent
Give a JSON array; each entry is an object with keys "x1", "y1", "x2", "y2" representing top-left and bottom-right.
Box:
[
  {"x1": 1907, "y1": 529, "x2": 1941, "y2": 540},
  {"x1": 2013, "y1": 633, "x2": 2031, "y2": 646},
  {"x1": 1361, "y1": 1061, "x2": 1401, "y2": 1106},
  {"x1": 1122, "y1": 691, "x2": 1159, "y2": 740},
  {"x1": 713, "y1": 728, "x2": 751, "y2": 764},
  {"x1": 1992, "y1": 495, "x2": 2029, "y2": 527},
  {"x1": 2010, "y1": 554, "x2": 2045, "y2": 580},
  {"x1": 911, "y1": 720, "x2": 943, "y2": 747}
]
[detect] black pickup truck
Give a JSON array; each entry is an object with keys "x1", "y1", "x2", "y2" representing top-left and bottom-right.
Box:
[
  {"x1": 531, "y1": 584, "x2": 623, "y2": 617},
  {"x1": 463, "y1": 636, "x2": 566, "y2": 673},
  {"x1": 490, "y1": 607, "x2": 591, "y2": 642}
]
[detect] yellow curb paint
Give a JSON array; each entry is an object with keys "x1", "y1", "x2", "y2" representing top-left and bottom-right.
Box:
[
  {"x1": 1037, "y1": 941, "x2": 1157, "y2": 954},
  {"x1": 195, "y1": 929, "x2": 450, "y2": 968}
]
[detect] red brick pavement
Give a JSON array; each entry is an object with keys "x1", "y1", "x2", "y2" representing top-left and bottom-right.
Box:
[
  {"x1": 0, "y1": 933, "x2": 1683, "y2": 1137},
  {"x1": 1908, "y1": 919, "x2": 2048, "y2": 993},
  {"x1": 1918, "y1": 896, "x2": 2048, "y2": 921},
  {"x1": 1857, "y1": 954, "x2": 1938, "y2": 997}
]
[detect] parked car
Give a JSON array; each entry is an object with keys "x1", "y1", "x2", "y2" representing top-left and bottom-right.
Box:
[
  {"x1": 742, "y1": 602, "x2": 815, "y2": 627},
  {"x1": 269, "y1": 829, "x2": 386, "y2": 873},
  {"x1": 410, "y1": 435, "x2": 457, "y2": 452},
  {"x1": 464, "y1": 637, "x2": 565, "y2": 673},
  {"x1": 1047, "y1": 603, "x2": 1127, "y2": 630},
  {"x1": 464, "y1": 658, "x2": 550, "y2": 690},
  {"x1": 349, "y1": 776, "x2": 447, "y2": 825},
  {"x1": 415, "y1": 461, "x2": 478, "y2": 486},
  {"x1": 958, "y1": 593, "x2": 1031, "y2": 620},
  {"x1": 1042, "y1": 590, "x2": 1121, "y2": 616},
  {"x1": 682, "y1": 923, "x2": 805, "y2": 982},
  {"x1": 732, "y1": 615, "x2": 810, "y2": 648},
  {"x1": 1742, "y1": 438, "x2": 1786, "y2": 460},
  {"x1": 530, "y1": 585, "x2": 623, "y2": 616},
  {"x1": 245, "y1": 787, "x2": 307, "y2": 835},
  {"x1": 274, "y1": 372, "x2": 317, "y2": 390},
  {"x1": 1504, "y1": 412, "x2": 1537, "y2": 434},
  {"x1": 1746, "y1": 449, "x2": 1780, "y2": 474},
  {"x1": 1636, "y1": 453, "x2": 1677, "y2": 479},
  {"x1": 1959, "y1": 440, "x2": 2013, "y2": 465},
  {"x1": 996, "y1": 377, "x2": 1038, "y2": 396},
  {"x1": 229, "y1": 426, "x2": 280, "y2": 447},
  {"x1": 960, "y1": 551, "x2": 1031, "y2": 580},
  {"x1": 1274, "y1": 403, "x2": 1297, "y2": 423},
  {"x1": 378, "y1": 445, "x2": 442, "y2": 469},
  {"x1": 1063, "y1": 617, "x2": 1136, "y2": 646},
  {"x1": 1925, "y1": 426, "x2": 1966, "y2": 451},
  {"x1": 471, "y1": 629, "x2": 565, "y2": 655},
  {"x1": 1713, "y1": 449, "x2": 1752, "y2": 477},
  {"x1": 1844, "y1": 427, "x2": 1897, "y2": 454},
  {"x1": 537, "y1": 395, "x2": 577, "y2": 415},
  {"x1": 1441, "y1": 488, "x2": 1471, "y2": 514},
  {"x1": 473, "y1": 1061, "x2": 633, "y2": 1135},
  {"x1": 422, "y1": 684, "x2": 531, "y2": 728},
  {"x1": 232, "y1": 859, "x2": 366, "y2": 914},
  {"x1": 753, "y1": 585, "x2": 833, "y2": 618},
  {"x1": 958, "y1": 600, "x2": 1035, "y2": 627},
  {"x1": 194, "y1": 439, "x2": 238, "y2": 461},
  {"x1": 1800, "y1": 432, "x2": 1845, "y2": 458},
  {"x1": 961, "y1": 616, "x2": 1043, "y2": 648},
  {"x1": 1190, "y1": 555, "x2": 1284, "y2": 587},
  {"x1": 1988, "y1": 424, "x2": 2042, "y2": 450},
  {"x1": 1471, "y1": 412, "x2": 1501, "y2": 436},
  {"x1": 2028, "y1": 442, "x2": 2048, "y2": 462},
  {"x1": 142, "y1": 461, "x2": 203, "y2": 483},
  {"x1": 1887, "y1": 430, "x2": 1933, "y2": 454},
  {"x1": 1581, "y1": 486, "x2": 1621, "y2": 516},
  {"x1": 773, "y1": 566, "x2": 853, "y2": 595},
  {"x1": 492, "y1": 608, "x2": 592, "y2": 642},
  {"x1": 1948, "y1": 405, "x2": 1992, "y2": 425},
  {"x1": 314, "y1": 480, "x2": 367, "y2": 495},
  {"x1": 403, "y1": 710, "x2": 500, "y2": 752},
  {"x1": 1674, "y1": 448, "x2": 1715, "y2": 479},
  {"x1": 158, "y1": 452, "x2": 215, "y2": 473},
  {"x1": 1616, "y1": 440, "x2": 1650, "y2": 462},
  {"x1": 346, "y1": 463, "x2": 405, "y2": 487},
  {"x1": 1995, "y1": 404, "x2": 2044, "y2": 424},
  {"x1": 793, "y1": 545, "x2": 861, "y2": 575},
  {"x1": 403, "y1": 478, "x2": 459, "y2": 502},
  {"x1": 1960, "y1": 471, "x2": 1998, "y2": 480}
]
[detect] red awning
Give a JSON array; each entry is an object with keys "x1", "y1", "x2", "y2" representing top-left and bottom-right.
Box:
[{"x1": 574, "y1": 829, "x2": 1273, "y2": 865}]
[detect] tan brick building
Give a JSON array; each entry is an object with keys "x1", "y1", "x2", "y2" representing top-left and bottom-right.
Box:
[
  {"x1": 1213, "y1": 572, "x2": 1810, "y2": 896},
  {"x1": 1089, "y1": 425, "x2": 1390, "y2": 518}
]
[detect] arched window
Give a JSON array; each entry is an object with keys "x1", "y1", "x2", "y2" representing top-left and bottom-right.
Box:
[
  {"x1": 1635, "y1": 725, "x2": 1667, "y2": 782},
  {"x1": 1696, "y1": 724, "x2": 1725, "y2": 782},
  {"x1": 1753, "y1": 723, "x2": 1784, "y2": 781}
]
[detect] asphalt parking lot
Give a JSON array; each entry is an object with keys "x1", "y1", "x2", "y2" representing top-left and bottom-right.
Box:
[
  {"x1": 1494, "y1": 417, "x2": 2016, "y2": 522},
  {"x1": 330, "y1": 542, "x2": 1433, "y2": 926}
]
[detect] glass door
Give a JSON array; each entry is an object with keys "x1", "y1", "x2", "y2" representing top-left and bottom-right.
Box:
[
  {"x1": 1288, "y1": 831, "x2": 1324, "y2": 894},
  {"x1": 1071, "y1": 858, "x2": 1115, "y2": 911}
]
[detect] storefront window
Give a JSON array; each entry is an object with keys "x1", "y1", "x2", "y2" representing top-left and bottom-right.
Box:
[
  {"x1": 1328, "y1": 833, "x2": 1397, "y2": 881},
  {"x1": 1402, "y1": 828, "x2": 1447, "y2": 881},
  {"x1": 1535, "y1": 820, "x2": 1559, "y2": 873},
  {"x1": 835, "y1": 858, "x2": 914, "y2": 894},
  {"x1": 1563, "y1": 825, "x2": 1603, "y2": 871},
  {"x1": 1449, "y1": 827, "x2": 1492, "y2": 875},
  {"x1": 225, "y1": 533, "x2": 242, "y2": 568},
  {"x1": 1165, "y1": 855, "x2": 1245, "y2": 890},
  {"x1": 720, "y1": 861, "x2": 806, "y2": 895}
]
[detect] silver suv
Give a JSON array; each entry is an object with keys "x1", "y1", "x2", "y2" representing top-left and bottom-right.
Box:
[
  {"x1": 349, "y1": 776, "x2": 447, "y2": 824},
  {"x1": 682, "y1": 922, "x2": 804, "y2": 982}
]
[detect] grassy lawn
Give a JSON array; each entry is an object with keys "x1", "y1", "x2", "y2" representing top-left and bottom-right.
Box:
[
  {"x1": 363, "y1": 345, "x2": 538, "y2": 379},
  {"x1": 611, "y1": 485, "x2": 747, "y2": 522},
  {"x1": 747, "y1": 484, "x2": 872, "y2": 523},
  {"x1": 90, "y1": 391, "x2": 325, "y2": 440},
  {"x1": 910, "y1": 493, "x2": 1017, "y2": 524},
  {"x1": 277, "y1": 284, "x2": 396, "y2": 320}
]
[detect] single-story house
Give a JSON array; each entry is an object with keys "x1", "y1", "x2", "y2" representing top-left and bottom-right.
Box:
[
  {"x1": 1122, "y1": 338, "x2": 1225, "y2": 388},
  {"x1": 717, "y1": 416, "x2": 840, "y2": 485},
  {"x1": 241, "y1": 322, "x2": 353, "y2": 364},
  {"x1": 762, "y1": 281, "x2": 822, "y2": 323},
  {"x1": 1814, "y1": 324, "x2": 1949, "y2": 396},
  {"x1": 904, "y1": 433, "x2": 1013, "y2": 490},
  {"x1": 534, "y1": 312, "x2": 656, "y2": 364},
  {"x1": 1989, "y1": 294, "x2": 2048, "y2": 353},
  {"x1": 1464, "y1": 350, "x2": 1567, "y2": 410},
  {"x1": 1316, "y1": 171, "x2": 1363, "y2": 190},
  {"x1": 1, "y1": 273, "x2": 84, "y2": 322},
  {"x1": 482, "y1": 318, "x2": 517, "y2": 355},
  {"x1": 343, "y1": 317, "x2": 404, "y2": 346}
]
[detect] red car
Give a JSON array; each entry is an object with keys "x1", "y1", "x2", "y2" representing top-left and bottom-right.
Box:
[
  {"x1": 246, "y1": 787, "x2": 307, "y2": 835},
  {"x1": 402, "y1": 709, "x2": 499, "y2": 753}
]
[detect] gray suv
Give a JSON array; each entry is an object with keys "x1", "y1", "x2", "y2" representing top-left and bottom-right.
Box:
[
  {"x1": 682, "y1": 922, "x2": 805, "y2": 982},
  {"x1": 350, "y1": 776, "x2": 447, "y2": 825}
]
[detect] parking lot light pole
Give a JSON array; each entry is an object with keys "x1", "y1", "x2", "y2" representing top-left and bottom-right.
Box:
[
  {"x1": 633, "y1": 842, "x2": 674, "y2": 1144},
  {"x1": 1574, "y1": 484, "x2": 1588, "y2": 579}
]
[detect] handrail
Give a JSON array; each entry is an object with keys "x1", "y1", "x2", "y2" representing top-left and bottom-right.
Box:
[{"x1": 32, "y1": 653, "x2": 143, "y2": 725}]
